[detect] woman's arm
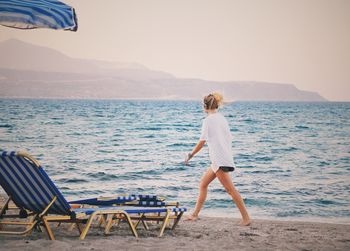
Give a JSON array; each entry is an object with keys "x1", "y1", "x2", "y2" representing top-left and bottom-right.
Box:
[{"x1": 184, "y1": 140, "x2": 206, "y2": 164}]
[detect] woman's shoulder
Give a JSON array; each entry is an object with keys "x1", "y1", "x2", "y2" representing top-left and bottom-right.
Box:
[
  {"x1": 213, "y1": 113, "x2": 230, "y2": 125},
  {"x1": 212, "y1": 112, "x2": 225, "y2": 119},
  {"x1": 204, "y1": 112, "x2": 224, "y2": 122}
]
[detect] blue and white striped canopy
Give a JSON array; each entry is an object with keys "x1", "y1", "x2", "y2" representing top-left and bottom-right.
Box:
[{"x1": 0, "y1": 0, "x2": 77, "y2": 31}]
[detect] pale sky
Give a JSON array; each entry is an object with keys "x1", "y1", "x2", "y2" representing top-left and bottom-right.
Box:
[{"x1": 1, "y1": 0, "x2": 349, "y2": 101}]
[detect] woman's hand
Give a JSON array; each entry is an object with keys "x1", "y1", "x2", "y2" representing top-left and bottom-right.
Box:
[
  {"x1": 184, "y1": 153, "x2": 193, "y2": 165},
  {"x1": 184, "y1": 140, "x2": 206, "y2": 165}
]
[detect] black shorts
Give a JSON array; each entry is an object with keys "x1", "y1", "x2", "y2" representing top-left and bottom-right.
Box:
[{"x1": 219, "y1": 166, "x2": 235, "y2": 172}]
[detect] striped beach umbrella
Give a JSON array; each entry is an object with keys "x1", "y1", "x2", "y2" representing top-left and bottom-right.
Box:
[{"x1": 0, "y1": 0, "x2": 77, "y2": 31}]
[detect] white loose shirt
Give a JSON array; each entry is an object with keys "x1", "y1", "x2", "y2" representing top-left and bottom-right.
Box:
[{"x1": 200, "y1": 112, "x2": 235, "y2": 172}]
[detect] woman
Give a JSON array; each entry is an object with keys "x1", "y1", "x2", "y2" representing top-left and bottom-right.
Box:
[{"x1": 184, "y1": 93, "x2": 251, "y2": 226}]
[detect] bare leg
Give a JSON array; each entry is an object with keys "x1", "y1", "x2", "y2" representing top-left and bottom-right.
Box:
[
  {"x1": 216, "y1": 169, "x2": 251, "y2": 226},
  {"x1": 186, "y1": 168, "x2": 216, "y2": 220}
]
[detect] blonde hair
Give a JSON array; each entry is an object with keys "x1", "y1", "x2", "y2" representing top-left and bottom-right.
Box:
[
  {"x1": 212, "y1": 92, "x2": 224, "y2": 107},
  {"x1": 203, "y1": 92, "x2": 224, "y2": 110}
]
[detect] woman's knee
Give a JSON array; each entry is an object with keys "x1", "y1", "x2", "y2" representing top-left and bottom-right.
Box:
[
  {"x1": 225, "y1": 186, "x2": 236, "y2": 196},
  {"x1": 225, "y1": 186, "x2": 242, "y2": 200},
  {"x1": 219, "y1": 179, "x2": 238, "y2": 196},
  {"x1": 199, "y1": 181, "x2": 209, "y2": 191}
]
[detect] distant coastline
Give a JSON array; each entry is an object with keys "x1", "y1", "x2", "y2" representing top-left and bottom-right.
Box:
[{"x1": 0, "y1": 39, "x2": 327, "y2": 102}]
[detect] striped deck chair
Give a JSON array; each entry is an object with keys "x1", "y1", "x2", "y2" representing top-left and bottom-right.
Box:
[
  {"x1": 69, "y1": 195, "x2": 182, "y2": 231},
  {"x1": 0, "y1": 151, "x2": 186, "y2": 240},
  {"x1": 71, "y1": 195, "x2": 184, "y2": 231}
]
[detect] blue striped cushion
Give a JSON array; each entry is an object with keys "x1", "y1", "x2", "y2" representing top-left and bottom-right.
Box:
[
  {"x1": 132, "y1": 194, "x2": 158, "y2": 201},
  {"x1": 171, "y1": 207, "x2": 187, "y2": 213},
  {"x1": 138, "y1": 200, "x2": 166, "y2": 207},
  {"x1": 0, "y1": 152, "x2": 71, "y2": 215}
]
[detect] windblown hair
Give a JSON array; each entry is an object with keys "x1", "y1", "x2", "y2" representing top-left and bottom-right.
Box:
[{"x1": 203, "y1": 92, "x2": 224, "y2": 110}]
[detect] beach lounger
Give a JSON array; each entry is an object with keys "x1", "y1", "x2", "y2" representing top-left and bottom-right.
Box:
[
  {"x1": 0, "y1": 151, "x2": 186, "y2": 240},
  {"x1": 69, "y1": 195, "x2": 182, "y2": 231},
  {"x1": 70, "y1": 196, "x2": 184, "y2": 231}
]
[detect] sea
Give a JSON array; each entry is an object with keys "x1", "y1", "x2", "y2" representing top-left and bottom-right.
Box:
[{"x1": 0, "y1": 99, "x2": 349, "y2": 223}]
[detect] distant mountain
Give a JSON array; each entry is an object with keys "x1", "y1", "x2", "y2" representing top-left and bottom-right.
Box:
[
  {"x1": 0, "y1": 39, "x2": 174, "y2": 80},
  {"x1": 0, "y1": 39, "x2": 327, "y2": 101}
]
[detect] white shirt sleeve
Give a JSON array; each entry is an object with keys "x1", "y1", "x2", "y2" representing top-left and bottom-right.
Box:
[{"x1": 200, "y1": 119, "x2": 209, "y2": 141}]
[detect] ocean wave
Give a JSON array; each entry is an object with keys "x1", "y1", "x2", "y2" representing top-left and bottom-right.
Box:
[
  {"x1": 57, "y1": 178, "x2": 88, "y2": 183},
  {"x1": 295, "y1": 125, "x2": 310, "y2": 129},
  {"x1": 86, "y1": 172, "x2": 120, "y2": 181},
  {"x1": 248, "y1": 169, "x2": 291, "y2": 174},
  {"x1": 0, "y1": 124, "x2": 13, "y2": 128}
]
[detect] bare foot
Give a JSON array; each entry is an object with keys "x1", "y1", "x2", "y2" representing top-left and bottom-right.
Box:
[
  {"x1": 239, "y1": 219, "x2": 251, "y2": 226},
  {"x1": 185, "y1": 215, "x2": 199, "y2": 221}
]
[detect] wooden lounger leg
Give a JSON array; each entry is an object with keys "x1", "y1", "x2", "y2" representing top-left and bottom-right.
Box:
[
  {"x1": 159, "y1": 211, "x2": 171, "y2": 237},
  {"x1": 36, "y1": 197, "x2": 58, "y2": 240},
  {"x1": 104, "y1": 214, "x2": 116, "y2": 234},
  {"x1": 172, "y1": 211, "x2": 184, "y2": 230},
  {"x1": 135, "y1": 213, "x2": 149, "y2": 230},
  {"x1": 141, "y1": 218, "x2": 149, "y2": 230},
  {"x1": 122, "y1": 213, "x2": 138, "y2": 238},
  {"x1": 80, "y1": 212, "x2": 98, "y2": 240},
  {"x1": 42, "y1": 217, "x2": 55, "y2": 240},
  {"x1": 76, "y1": 223, "x2": 83, "y2": 235},
  {"x1": 98, "y1": 215, "x2": 107, "y2": 227},
  {"x1": 105, "y1": 212, "x2": 138, "y2": 237},
  {"x1": 80, "y1": 211, "x2": 136, "y2": 240}
]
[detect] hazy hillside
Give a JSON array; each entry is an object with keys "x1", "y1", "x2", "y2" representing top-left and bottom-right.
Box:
[
  {"x1": 0, "y1": 39, "x2": 327, "y2": 101},
  {"x1": 0, "y1": 39, "x2": 174, "y2": 80}
]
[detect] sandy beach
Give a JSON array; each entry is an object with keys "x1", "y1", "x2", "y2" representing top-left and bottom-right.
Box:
[
  {"x1": 1, "y1": 217, "x2": 350, "y2": 251},
  {"x1": 1, "y1": 195, "x2": 349, "y2": 251}
]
